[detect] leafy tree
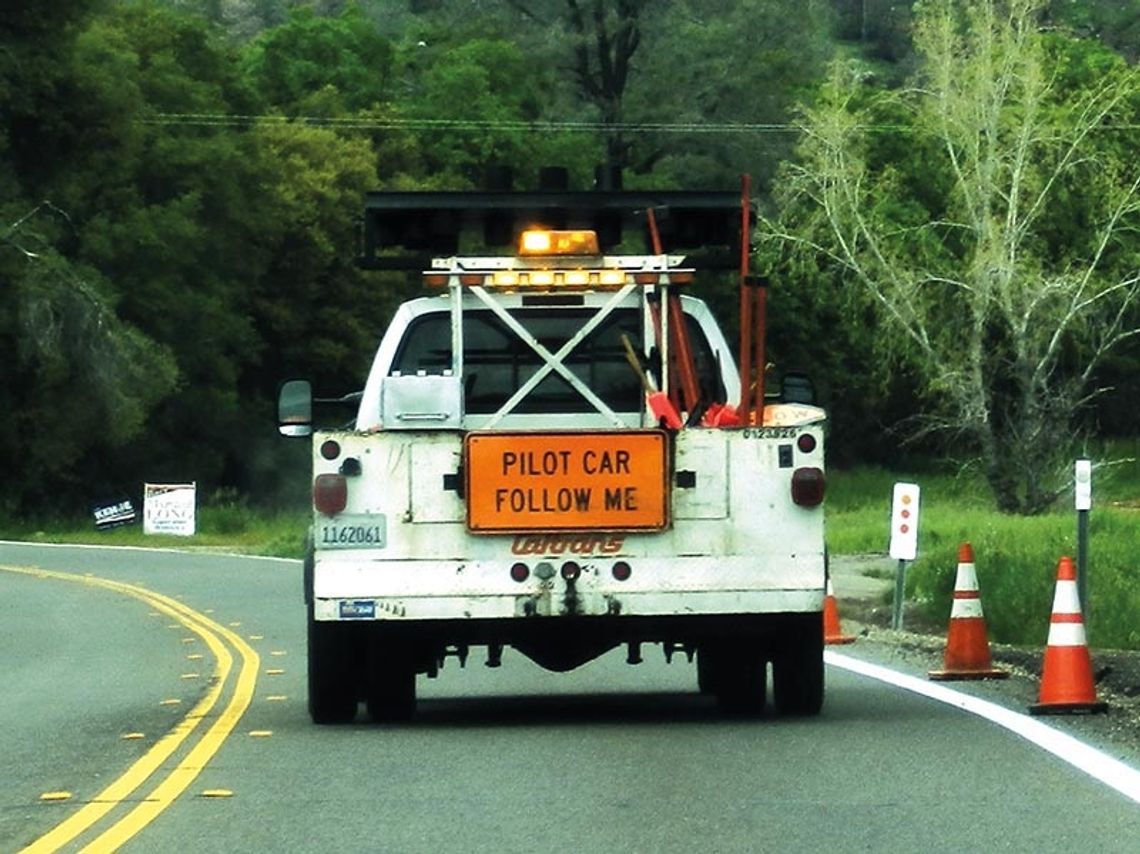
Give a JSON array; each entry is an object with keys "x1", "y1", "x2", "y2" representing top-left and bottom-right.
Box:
[
  {"x1": 763, "y1": 0, "x2": 1140, "y2": 513},
  {"x1": 241, "y1": 3, "x2": 395, "y2": 114}
]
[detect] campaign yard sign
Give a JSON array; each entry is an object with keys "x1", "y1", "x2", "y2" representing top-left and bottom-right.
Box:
[
  {"x1": 92, "y1": 497, "x2": 137, "y2": 530},
  {"x1": 143, "y1": 482, "x2": 196, "y2": 537}
]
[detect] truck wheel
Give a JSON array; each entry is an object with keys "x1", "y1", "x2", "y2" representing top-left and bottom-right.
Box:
[
  {"x1": 772, "y1": 615, "x2": 824, "y2": 716},
  {"x1": 700, "y1": 645, "x2": 766, "y2": 714},
  {"x1": 307, "y1": 610, "x2": 358, "y2": 724},
  {"x1": 365, "y1": 640, "x2": 416, "y2": 722}
]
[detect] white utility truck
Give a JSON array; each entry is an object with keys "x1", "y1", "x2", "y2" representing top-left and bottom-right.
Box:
[{"x1": 279, "y1": 180, "x2": 827, "y2": 722}]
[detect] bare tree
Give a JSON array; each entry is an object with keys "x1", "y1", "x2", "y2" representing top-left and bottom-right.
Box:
[{"x1": 763, "y1": 0, "x2": 1140, "y2": 513}]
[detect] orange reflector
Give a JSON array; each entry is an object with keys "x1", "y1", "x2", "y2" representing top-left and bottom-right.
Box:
[
  {"x1": 634, "y1": 272, "x2": 659, "y2": 285},
  {"x1": 423, "y1": 273, "x2": 448, "y2": 287},
  {"x1": 493, "y1": 271, "x2": 520, "y2": 287},
  {"x1": 459, "y1": 274, "x2": 485, "y2": 286},
  {"x1": 669, "y1": 271, "x2": 694, "y2": 285},
  {"x1": 519, "y1": 230, "x2": 600, "y2": 256},
  {"x1": 528, "y1": 270, "x2": 555, "y2": 286},
  {"x1": 598, "y1": 270, "x2": 626, "y2": 286},
  {"x1": 564, "y1": 270, "x2": 590, "y2": 286}
]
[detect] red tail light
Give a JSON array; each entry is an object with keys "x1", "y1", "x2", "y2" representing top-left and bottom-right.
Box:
[
  {"x1": 560, "y1": 561, "x2": 581, "y2": 581},
  {"x1": 314, "y1": 473, "x2": 348, "y2": 515},
  {"x1": 791, "y1": 467, "x2": 825, "y2": 507}
]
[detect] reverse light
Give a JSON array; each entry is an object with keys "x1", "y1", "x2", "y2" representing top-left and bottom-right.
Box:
[
  {"x1": 790, "y1": 467, "x2": 825, "y2": 508},
  {"x1": 313, "y1": 473, "x2": 348, "y2": 515},
  {"x1": 519, "y1": 229, "x2": 600, "y2": 256}
]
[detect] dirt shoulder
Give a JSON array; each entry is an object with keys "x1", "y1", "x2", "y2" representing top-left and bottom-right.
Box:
[{"x1": 829, "y1": 554, "x2": 1140, "y2": 764}]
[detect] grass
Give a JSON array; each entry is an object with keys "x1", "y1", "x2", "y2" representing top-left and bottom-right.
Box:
[
  {"x1": 826, "y1": 450, "x2": 1140, "y2": 650},
  {"x1": 4, "y1": 445, "x2": 1139, "y2": 650}
]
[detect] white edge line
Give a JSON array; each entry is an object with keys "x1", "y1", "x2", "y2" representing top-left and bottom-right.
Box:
[
  {"x1": 0, "y1": 539, "x2": 299, "y2": 564},
  {"x1": 826, "y1": 650, "x2": 1140, "y2": 806}
]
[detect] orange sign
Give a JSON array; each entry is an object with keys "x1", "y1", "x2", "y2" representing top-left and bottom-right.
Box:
[{"x1": 465, "y1": 431, "x2": 669, "y2": 533}]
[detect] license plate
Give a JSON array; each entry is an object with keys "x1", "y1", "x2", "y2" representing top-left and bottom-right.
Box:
[{"x1": 316, "y1": 514, "x2": 387, "y2": 549}]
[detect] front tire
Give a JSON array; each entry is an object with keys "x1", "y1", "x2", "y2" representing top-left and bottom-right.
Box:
[
  {"x1": 699, "y1": 644, "x2": 766, "y2": 715},
  {"x1": 365, "y1": 635, "x2": 416, "y2": 722}
]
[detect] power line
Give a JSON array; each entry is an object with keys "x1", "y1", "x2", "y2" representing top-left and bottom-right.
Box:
[{"x1": 142, "y1": 112, "x2": 809, "y2": 133}]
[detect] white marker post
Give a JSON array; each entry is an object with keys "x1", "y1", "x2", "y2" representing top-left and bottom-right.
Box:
[
  {"x1": 889, "y1": 482, "x2": 920, "y2": 630},
  {"x1": 1074, "y1": 459, "x2": 1091, "y2": 621}
]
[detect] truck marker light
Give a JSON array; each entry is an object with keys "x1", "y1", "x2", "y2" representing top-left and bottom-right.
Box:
[
  {"x1": 791, "y1": 467, "x2": 825, "y2": 508},
  {"x1": 510, "y1": 562, "x2": 530, "y2": 582},
  {"x1": 313, "y1": 473, "x2": 348, "y2": 515},
  {"x1": 560, "y1": 561, "x2": 581, "y2": 581},
  {"x1": 612, "y1": 561, "x2": 632, "y2": 581},
  {"x1": 797, "y1": 433, "x2": 817, "y2": 454},
  {"x1": 319, "y1": 440, "x2": 341, "y2": 461}
]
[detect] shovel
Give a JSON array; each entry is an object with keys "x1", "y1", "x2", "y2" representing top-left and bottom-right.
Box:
[{"x1": 621, "y1": 334, "x2": 682, "y2": 429}]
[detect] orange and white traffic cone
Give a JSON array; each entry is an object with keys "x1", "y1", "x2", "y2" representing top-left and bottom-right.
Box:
[
  {"x1": 928, "y1": 543, "x2": 1008, "y2": 681},
  {"x1": 1029, "y1": 556, "x2": 1108, "y2": 715},
  {"x1": 823, "y1": 577, "x2": 856, "y2": 645}
]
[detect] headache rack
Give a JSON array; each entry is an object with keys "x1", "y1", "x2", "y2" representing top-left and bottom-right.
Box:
[{"x1": 363, "y1": 179, "x2": 769, "y2": 427}]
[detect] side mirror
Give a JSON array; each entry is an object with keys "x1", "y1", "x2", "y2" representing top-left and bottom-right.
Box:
[
  {"x1": 278, "y1": 379, "x2": 313, "y2": 437},
  {"x1": 780, "y1": 372, "x2": 816, "y2": 405}
]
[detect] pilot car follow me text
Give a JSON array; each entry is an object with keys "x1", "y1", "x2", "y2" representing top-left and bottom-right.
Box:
[{"x1": 279, "y1": 182, "x2": 828, "y2": 723}]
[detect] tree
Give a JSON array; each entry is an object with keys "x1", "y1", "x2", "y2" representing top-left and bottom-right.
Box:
[{"x1": 763, "y1": 0, "x2": 1140, "y2": 513}]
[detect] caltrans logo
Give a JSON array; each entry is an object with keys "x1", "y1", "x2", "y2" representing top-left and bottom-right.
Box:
[{"x1": 510, "y1": 534, "x2": 625, "y2": 556}]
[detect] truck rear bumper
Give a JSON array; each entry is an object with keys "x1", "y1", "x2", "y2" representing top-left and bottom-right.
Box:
[{"x1": 311, "y1": 554, "x2": 824, "y2": 621}]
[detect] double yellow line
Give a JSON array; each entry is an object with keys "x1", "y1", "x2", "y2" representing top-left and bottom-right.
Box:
[{"x1": 1, "y1": 565, "x2": 260, "y2": 853}]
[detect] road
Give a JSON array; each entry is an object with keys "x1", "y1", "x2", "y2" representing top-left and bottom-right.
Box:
[{"x1": 2, "y1": 542, "x2": 1138, "y2": 853}]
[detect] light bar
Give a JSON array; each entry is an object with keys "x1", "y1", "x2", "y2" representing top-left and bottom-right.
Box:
[{"x1": 518, "y1": 229, "x2": 600, "y2": 257}]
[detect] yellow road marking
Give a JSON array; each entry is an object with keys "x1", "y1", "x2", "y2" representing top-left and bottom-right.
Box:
[{"x1": 1, "y1": 565, "x2": 260, "y2": 853}]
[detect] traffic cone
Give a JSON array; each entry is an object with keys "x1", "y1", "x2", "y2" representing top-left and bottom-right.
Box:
[
  {"x1": 928, "y1": 543, "x2": 1008, "y2": 681},
  {"x1": 823, "y1": 577, "x2": 856, "y2": 645},
  {"x1": 1029, "y1": 556, "x2": 1108, "y2": 715}
]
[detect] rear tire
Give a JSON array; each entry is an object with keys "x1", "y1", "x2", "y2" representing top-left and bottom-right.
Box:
[
  {"x1": 307, "y1": 609, "x2": 359, "y2": 725},
  {"x1": 771, "y1": 614, "x2": 824, "y2": 716}
]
